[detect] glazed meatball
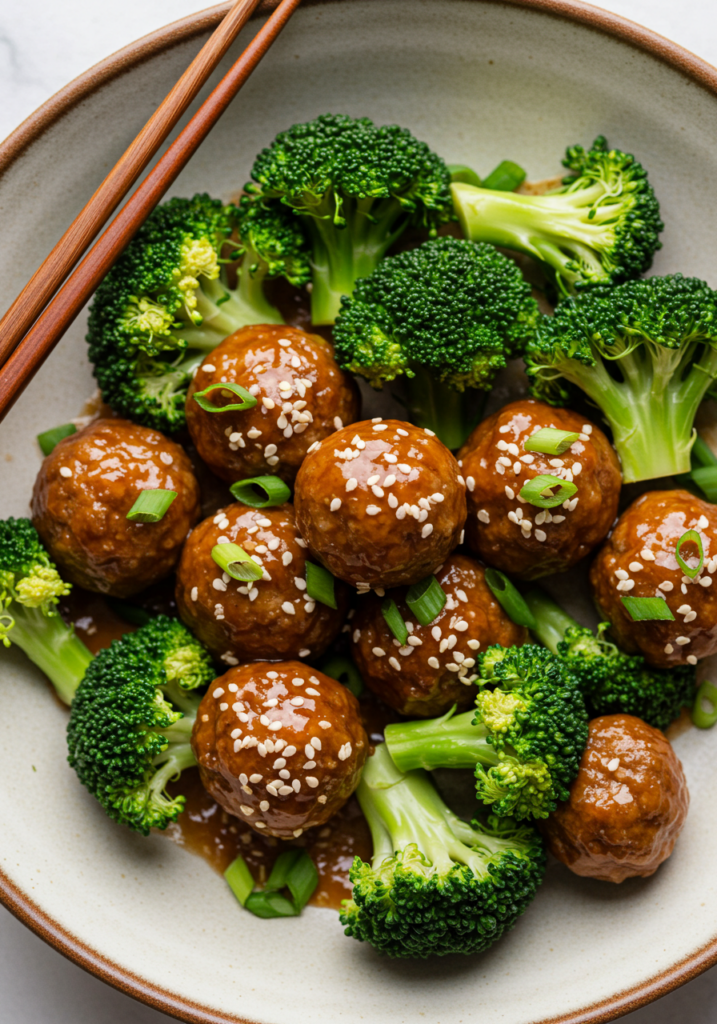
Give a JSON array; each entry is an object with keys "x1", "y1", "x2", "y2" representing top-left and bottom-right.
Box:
[
  {"x1": 294, "y1": 419, "x2": 467, "y2": 589},
  {"x1": 185, "y1": 324, "x2": 359, "y2": 483},
  {"x1": 458, "y1": 400, "x2": 621, "y2": 579},
  {"x1": 543, "y1": 715, "x2": 689, "y2": 882},
  {"x1": 175, "y1": 502, "x2": 349, "y2": 665},
  {"x1": 31, "y1": 418, "x2": 200, "y2": 598},
  {"x1": 192, "y1": 661, "x2": 368, "y2": 838},
  {"x1": 352, "y1": 554, "x2": 527, "y2": 716},
  {"x1": 590, "y1": 489, "x2": 717, "y2": 668}
]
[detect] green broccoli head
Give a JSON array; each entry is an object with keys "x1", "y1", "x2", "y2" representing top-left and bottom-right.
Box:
[
  {"x1": 558, "y1": 624, "x2": 696, "y2": 731},
  {"x1": 67, "y1": 615, "x2": 215, "y2": 834},
  {"x1": 0, "y1": 518, "x2": 91, "y2": 704},
  {"x1": 339, "y1": 744, "x2": 545, "y2": 957},
  {"x1": 385, "y1": 644, "x2": 588, "y2": 821},
  {"x1": 452, "y1": 135, "x2": 662, "y2": 296},
  {"x1": 525, "y1": 274, "x2": 717, "y2": 482},
  {"x1": 243, "y1": 113, "x2": 454, "y2": 323},
  {"x1": 333, "y1": 237, "x2": 539, "y2": 448},
  {"x1": 87, "y1": 193, "x2": 309, "y2": 433}
]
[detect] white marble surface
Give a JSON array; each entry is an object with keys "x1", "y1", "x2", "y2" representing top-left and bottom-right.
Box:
[{"x1": 2, "y1": 1, "x2": 717, "y2": 1022}]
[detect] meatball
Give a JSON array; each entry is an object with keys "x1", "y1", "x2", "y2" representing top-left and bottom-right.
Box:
[
  {"x1": 294, "y1": 419, "x2": 467, "y2": 589},
  {"x1": 352, "y1": 554, "x2": 528, "y2": 716},
  {"x1": 542, "y1": 715, "x2": 689, "y2": 882},
  {"x1": 591, "y1": 490, "x2": 717, "y2": 669},
  {"x1": 31, "y1": 418, "x2": 200, "y2": 598},
  {"x1": 458, "y1": 400, "x2": 621, "y2": 579},
  {"x1": 175, "y1": 502, "x2": 348, "y2": 665},
  {"x1": 185, "y1": 324, "x2": 359, "y2": 483},
  {"x1": 191, "y1": 661, "x2": 368, "y2": 838}
]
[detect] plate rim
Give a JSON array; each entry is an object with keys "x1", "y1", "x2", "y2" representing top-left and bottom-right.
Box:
[{"x1": 2, "y1": 1, "x2": 717, "y2": 1020}]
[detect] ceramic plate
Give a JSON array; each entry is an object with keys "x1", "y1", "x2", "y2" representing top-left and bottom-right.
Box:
[{"x1": 2, "y1": 2, "x2": 717, "y2": 1021}]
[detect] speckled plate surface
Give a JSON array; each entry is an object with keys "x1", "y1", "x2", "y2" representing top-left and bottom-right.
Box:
[{"x1": 3, "y1": 2, "x2": 717, "y2": 1022}]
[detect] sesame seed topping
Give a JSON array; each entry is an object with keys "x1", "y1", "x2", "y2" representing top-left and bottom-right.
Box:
[
  {"x1": 675, "y1": 636, "x2": 691, "y2": 645},
  {"x1": 330, "y1": 497, "x2": 342, "y2": 512},
  {"x1": 513, "y1": 462, "x2": 522, "y2": 474},
  {"x1": 615, "y1": 569, "x2": 629, "y2": 580},
  {"x1": 262, "y1": 397, "x2": 275, "y2": 410},
  {"x1": 497, "y1": 440, "x2": 509, "y2": 451},
  {"x1": 299, "y1": 647, "x2": 310, "y2": 657},
  {"x1": 658, "y1": 581, "x2": 674, "y2": 592},
  {"x1": 306, "y1": 687, "x2": 320, "y2": 696},
  {"x1": 629, "y1": 561, "x2": 643, "y2": 572},
  {"x1": 572, "y1": 462, "x2": 583, "y2": 476},
  {"x1": 700, "y1": 576, "x2": 713, "y2": 587},
  {"x1": 366, "y1": 505, "x2": 381, "y2": 515},
  {"x1": 240, "y1": 805, "x2": 253, "y2": 815},
  {"x1": 687, "y1": 655, "x2": 698, "y2": 665},
  {"x1": 467, "y1": 639, "x2": 480, "y2": 650},
  {"x1": 697, "y1": 515, "x2": 709, "y2": 530},
  {"x1": 422, "y1": 524, "x2": 434, "y2": 538},
  {"x1": 607, "y1": 758, "x2": 620, "y2": 772},
  {"x1": 269, "y1": 721, "x2": 282, "y2": 731},
  {"x1": 388, "y1": 656, "x2": 401, "y2": 671},
  {"x1": 319, "y1": 720, "x2": 332, "y2": 729},
  {"x1": 281, "y1": 601, "x2": 295, "y2": 615},
  {"x1": 535, "y1": 529, "x2": 547, "y2": 543},
  {"x1": 478, "y1": 509, "x2": 490, "y2": 524},
  {"x1": 616, "y1": 580, "x2": 635, "y2": 592},
  {"x1": 59, "y1": 466, "x2": 72, "y2": 478},
  {"x1": 346, "y1": 478, "x2": 358, "y2": 492},
  {"x1": 466, "y1": 476, "x2": 475, "y2": 492},
  {"x1": 306, "y1": 777, "x2": 319, "y2": 788}
]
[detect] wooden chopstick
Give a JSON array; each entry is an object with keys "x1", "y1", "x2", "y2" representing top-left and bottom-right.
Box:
[
  {"x1": 0, "y1": 0, "x2": 264, "y2": 372},
  {"x1": 0, "y1": 0, "x2": 302, "y2": 422}
]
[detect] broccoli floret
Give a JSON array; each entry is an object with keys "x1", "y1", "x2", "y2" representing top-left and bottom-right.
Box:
[
  {"x1": 333, "y1": 237, "x2": 539, "y2": 449},
  {"x1": 385, "y1": 645, "x2": 588, "y2": 820},
  {"x1": 339, "y1": 743, "x2": 545, "y2": 957},
  {"x1": 243, "y1": 113, "x2": 454, "y2": 324},
  {"x1": 67, "y1": 615, "x2": 215, "y2": 834},
  {"x1": 525, "y1": 274, "x2": 717, "y2": 482},
  {"x1": 524, "y1": 588, "x2": 696, "y2": 731},
  {"x1": 452, "y1": 136, "x2": 662, "y2": 297},
  {"x1": 0, "y1": 518, "x2": 91, "y2": 705},
  {"x1": 87, "y1": 193, "x2": 309, "y2": 433}
]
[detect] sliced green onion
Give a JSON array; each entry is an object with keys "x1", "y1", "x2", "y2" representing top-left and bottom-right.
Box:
[
  {"x1": 484, "y1": 568, "x2": 537, "y2": 630},
  {"x1": 106, "y1": 598, "x2": 153, "y2": 627},
  {"x1": 193, "y1": 381, "x2": 257, "y2": 413},
  {"x1": 692, "y1": 434, "x2": 717, "y2": 469},
  {"x1": 482, "y1": 160, "x2": 527, "y2": 192},
  {"x1": 406, "y1": 575, "x2": 446, "y2": 626},
  {"x1": 519, "y1": 474, "x2": 578, "y2": 508},
  {"x1": 691, "y1": 467, "x2": 717, "y2": 503},
  {"x1": 244, "y1": 890, "x2": 299, "y2": 919},
  {"x1": 37, "y1": 423, "x2": 77, "y2": 456},
  {"x1": 382, "y1": 598, "x2": 408, "y2": 645},
  {"x1": 306, "y1": 562, "x2": 337, "y2": 609},
  {"x1": 621, "y1": 596, "x2": 675, "y2": 622},
  {"x1": 230, "y1": 475, "x2": 291, "y2": 508},
  {"x1": 319, "y1": 655, "x2": 364, "y2": 698},
  {"x1": 126, "y1": 489, "x2": 177, "y2": 523},
  {"x1": 447, "y1": 164, "x2": 482, "y2": 187},
  {"x1": 692, "y1": 680, "x2": 717, "y2": 729},
  {"x1": 676, "y1": 529, "x2": 704, "y2": 579},
  {"x1": 224, "y1": 855, "x2": 254, "y2": 906},
  {"x1": 266, "y1": 850, "x2": 318, "y2": 910},
  {"x1": 211, "y1": 543, "x2": 263, "y2": 581},
  {"x1": 523, "y1": 428, "x2": 580, "y2": 455}
]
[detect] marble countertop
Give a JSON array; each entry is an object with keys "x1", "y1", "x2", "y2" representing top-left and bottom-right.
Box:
[{"x1": 1, "y1": 1, "x2": 717, "y2": 1021}]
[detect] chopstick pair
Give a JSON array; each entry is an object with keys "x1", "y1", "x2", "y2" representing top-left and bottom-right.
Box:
[{"x1": 0, "y1": 0, "x2": 303, "y2": 422}]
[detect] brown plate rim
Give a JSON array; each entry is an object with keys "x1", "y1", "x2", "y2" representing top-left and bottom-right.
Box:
[{"x1": 1, "y1": 1, "x2": 717, "y2": 1021}]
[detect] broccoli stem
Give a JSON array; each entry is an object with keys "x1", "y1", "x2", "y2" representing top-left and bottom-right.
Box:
[
  {"x1": 399, "y1": 365, "x2": 488, "y2": 450},
  {"x1": 522, "y1": 589, "x2": 578, "y2": 655},
  {"x1": 385, "y1": 708, "x2": 500, "y2": 774},
  {"x1": 5, "y1": 606, "x2": 92, "y2": 705},
  {"x1": 358, "y1": 744, "x2": 490, "y2": 877}
]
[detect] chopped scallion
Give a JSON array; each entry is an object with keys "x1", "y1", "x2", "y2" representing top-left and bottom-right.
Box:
[
  {"x1": 621, "y1": 596, "x2": 675, "y2": 621},
  {"x1": 244, "y1": 890, "x2": 299, "y2": 919},
  {"x1": 447, "y1": 164, "x2": 482, "y2": 187},
  {"x1": 267, "y1": 850, "x2": 318, "y2": 910},
  {"x1": 523, "y1": 427, "x2": 579, "y2": 455},
  {"x1": 319, "y1": 656, "x2": 364, "y2": 698},
  {"x1": 406, "y1": 575, "x2": 446, "y2": 626},
  {"x1": 691, "y1": 467, "x2": 717, "y2": 503},
  {"x1": 126, "y1": 489, "x2": 177, "y2": 523},
  {"x1": 306, "y1": 562, "x2": 337, "y2": 609},
  {"x1": 676, "y1": 529, "x2": 704, "y2": 579},
  {"x1": 692, "y1": 680, "x2": 717, "y2": 729},
  {"x1": 225, "y1": 849, "x2": 318, "y2": 918},
  {"x1": 37, "y1": 423, "x2": 77, "y2": 456},
  {"x1": 193, "y1": 381, "x2": 257, "y2": 413},
  {"x1": 230, "y1": 475, "x2": 291, "y2": 508},
  {"x1": 519, "y1": 474, "x2": 577, "y2": 508},
  {"x1": 211, "y1": 543, "x2": 263, "y2": 581},
  {"x1": 382, "y1": 598, "x2": 409, "y2": 645},
  {"x1": 484, "y1": 568, "x2": 537, "y2": 630},
  {"x1": 481, "y1": 160, "x2": 527, "y2": 192},
  {"x1": 224, "y1": 855, "x2": 254, "y2": 906}
]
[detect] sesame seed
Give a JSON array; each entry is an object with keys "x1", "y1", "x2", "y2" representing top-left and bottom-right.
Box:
[
  {"x1": 700, "y1": 576, "x2": 713, "y2": 587},
  {"x1": 398, "y1": 463, "x2": 411, "y2": 474},
  {"x1": 521, "y1": 454, "x2": 535, "y2": 464},
  {"x1": 299, "y1": 648, "x2": 310, "y2": 657},
  {"x1": 498, "y1": 456, "x2": 512, "y2": 467},
  {"x1": 687, "y1": 655, "x2": 698, "y2": 665},
  {"x1": 446, "y1": 663, "x2": 460, "y2": 673},
  {"x1": 425, "y1": 428, "x2": 435, "y2": 436},
  {"x1": 317, "y1": 795, "x2": 327, "y2": 804},
  {"x1": 697, "y1": 515, "x2": 709, "y2": 530},
  {"x1": 616, "y1": 580, "x2": 635, "y2": 592},
  {"x1": 497, "y1": 440, "x2": 509, "y2": 451},
  {"x1": 262, "y1": 397, "x2": 275, "y2": 410},
  {"x1": 269, "y1": 721, "x2": 282, "y2": 731},
  {"x1": 677, "y1": 604, "x2": 692, "y2": 614},
  {"x1": 466, "y1": 476, "x2": 475, "y2": 492},
  {"x1": 306, "y1": 688, "x2": 320, "y2": 697},
  {"x1": 373, "y1": 424, "x2": 388, "y2": 431},
  {"x1": 607, "y1": 758, "x2": 620, "y2": 772},
  {"x1": 422, "y1": 524, "x2": 434, "y2": 538},
  {"x1": 259, "y1": 800, "x2": 270, "y2": 812},
  {"x1": 366, "y1": 505, "x2": 381, "y2": 515},
  {"x1": 685, "y1": 611, "x2": 697, "y2": 623},
  {"x1": 467, "y1": 639, "x2": 480, "y2": 650},
  {"x1": 306, "y1": 777, "x2": 319, "y2": 788},
  {"x1": 535, "y1": 529, "x2": 547, "y2": 543},
  {"x1": 59, "y1": 466, "x2": 72, "y2": 478},
  {"x1": 240, "y1": 805, "x2": 253, "y2": 815},
  {"x1": 615, "y1": 569, "x2": 629, "y2": 581},
  {"x1": 658, "y1": 581, "x2": 674, "y2": 592},
  {"x1": 257, "y1": 518, "x2": 272, "y2": 527},
  {"x1": 675, "y1": 636, "x2": 691, "y2": 645},
  {"x1": 279, "y1": 769, "x2": 291, "y2": 780},
  {"x1": 478, "y1": 509, "x2": 490, "y2": 524},
  {"x1": 629, "y1": 561, "x2": 643, "y2": 572},
  {"x1": 330, "y1": 497, "x2": 342, "y2": 512},
  {"x1": 276, "y1": 786, "x2": 291, "y2": 796},
  {"x1": 319, "y1": 721, "x2": 332, "y2": 729},
  {"x1": 388, "y1": 656, "x2": 401, "y2": 670},
  {"x1": 395, "y1": 507, "x2": 407, "y2": 520},
  {"x1": 346, "y1": 478, "x2": 357, "y2": 492},
  {"x1": 250, "y1": 774, "x2": 262, "y2": 783},
  {"x1": 572, "y1": 462, "x2": 583, "y2": 476},
  {"x1": 372, "y1": 647, "x2": 386, "y2": 658}
]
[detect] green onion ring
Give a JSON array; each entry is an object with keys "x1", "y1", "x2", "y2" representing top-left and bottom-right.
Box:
[
  {"x1": 382, "y1": 598, "x2": 409, "y2": 645},
  {"x1": 519, "y1": 474, "x2": 577, "y2": 508},
  {"x1": 37, "y1": 423, "x2": 77, "y2": 456},
  {"x1": 319, "y1": 656, "x2": 364, "y2": 698},
  {"x1": 224, "y1": 855, "x2": 254, "y2": 906},
  {"x1": 126, "y1": 489, "x2": 177, "y2": 523},
  {"x1": 481, "y1": 160, "x2": 527, "y2": 192},
  {"x1": 523, "y1": 427, "x2": 580, "y2": 455},
  {"x1": 406, "y1": 575, "x2": 446, "y2": 626},
  {"x1": 692, "y1": 680, "x2": 717, "y2": 729},
  {"x1": 676, "y1": 529, "x2": 704, "y2": 579},
  {"x1": 230, "y1": 475, "x2": 291, "y2": 508},
  {"x1": 484, "y1": 568, "x2": 537, "y2": 630},
  {"x1": 193, "y1": 381, "x2": 257, "y2": 413},
  {"x1": 211, "y1": 542, "x2": 263, "y2": 581},
  {"x1": 621, "y1": 596, "x2": 675, "y2": 622},
  {"x1": 305, "y1": 562, "x2": 337, "y2": 609}
]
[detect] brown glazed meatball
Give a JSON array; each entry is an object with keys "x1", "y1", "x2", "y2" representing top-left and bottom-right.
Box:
[
  {"x1": 590, "y1": 489, "x2": 717, "y2": 669},
  {"x1": 458, "y1": 400, "x2": 621, "y2": 580},
  {"x1": 185, "y1": 324, "x2": 359, "y2": 483},
  {"x1": 294, "y1": 419, "x2": 467, "y2": 589},
  {"x1": 192, "y1": 661, "x2": 368, "y2": 838},
  {"x1": 175, "y1": 503, "x2": 348, "y2": 666},
  {"x1": 543, "y1": 715, "x2": 689, "y2": 882},
  {"x1": 31, "y1": 418, "x2": 200, "y2": 598},
  {"x1": 352, "y1": 554, "x2": 527, "y2": 716}
]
